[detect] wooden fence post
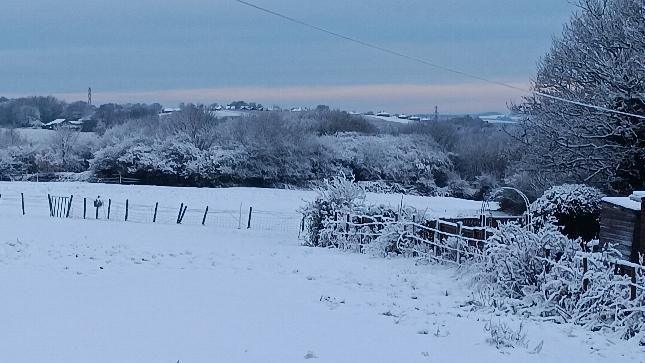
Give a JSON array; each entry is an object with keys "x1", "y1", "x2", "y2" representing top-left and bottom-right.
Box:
[
  {"x1": 346, "y1": 214, "x2": 350, "y2": 234},
  {"x1": 544, "y1": 246, "x2": 551, "y2": 273},
  {"x1": 176, "y1": 203, "x2": 184, "y2": 224},
  {"x1": 153, "y1": 202, "x2": 158, "y2": 223},
  {"x1": 456, "y1": 222, "x2": 463, "y2": 263},
  {"x1": 21, "y1": 193, "x2": 25, "y2": 215},
  {"x1": 107, "y1": 199, "x2": 111, "y2": 220},
  {"x1": 433, "y1": 220, "x2": 439, "y2": 256},
  {"x1": 66, "y1": 195, "x2": 73, "y2": 218},
  {"x1": 125, "y1": 199, "x2": 129, "y2": 221},
  {"x1": 202, "y1": 206, "x2": 209, "y2": 225},
  {"x1": 180, "y1": 205, "x2": 188, "y2": 223},
  {"x1": 83, "y1": 198, "x2": 87, "y2": 219},
  {"x1": 582, "y1": 256, "x2": 589, "y2": 292},
  {"x1": 247, "y1": 207, "x2": 253, "y2": 229}
]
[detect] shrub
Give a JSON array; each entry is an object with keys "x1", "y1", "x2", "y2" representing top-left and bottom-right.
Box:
[
  {"x1": 300, "y1": 175, "x2": 366, "y2": 247},
  {"x1": 531, "y1": 184, "x2": 603, "y2": 241}
]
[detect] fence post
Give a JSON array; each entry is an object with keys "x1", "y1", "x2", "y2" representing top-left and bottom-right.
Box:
[
  {"x1": 48, "y1": 194, "x2": 53, "y2": 217},
  {"x1": 153, "y1": 202, "x2": 158, "y2": 223},
  {"x1": 346, "y1": 214, "x2": 350, "y2": 234},
  {"x1": 21, "y1": 193, "x2": 25, "y2": 215},
  {"x1": 107, "y1": 199, "x2": 111, "y2": 220},
  {"x1": 66, "y1": 195, "x2": 73, "y2": 218},
  {"x1": 582, "y1": 256, "x2": 589, "y2": 292},
  {"x1": 202, "y1": 206, "x2": 209, "y2": 225},
  {"x1": 544, "y1": 246, "x2": 551, "y2": 273},
  {"x1": 247, "y1": 207, "x2": 253, "y2": 229},
  {"x1": 125, "y1": 199, "x2": 129, "y2": 221},
  {"x1": 456, "y1": 222, "x2": 463, "y2": 263},
  {"x1": 83, "y1": 198, "x2": 87, "y2": 219},
  {"x1": 176, "y1": 203, "x2": 184, "y2": 224},
  {"x1": 433, "y1": 220, "x2": 440, "y2": 256},
  {"x1": 180, "y1": 205, "x2": 188, "y2": 223}
]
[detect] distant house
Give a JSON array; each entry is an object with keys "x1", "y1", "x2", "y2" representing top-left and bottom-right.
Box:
[
  {"x1": 599, "y1": 192, "x2": 644, "y2": 262},
  {"x1": 159, "y1": 107, "x2": 180, "y2": 117},
  {"x1": 42, "y1": 118, "x2": 84, "y2": 130}
]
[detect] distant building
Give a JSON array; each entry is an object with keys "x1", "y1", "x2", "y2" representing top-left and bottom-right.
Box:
[
  {"x1": 42, "y1": 119, "x2": 83, "y2": 130},
  {"x1": 599, "y1": 191, "x2": 644, "y2": 262},
  {"x1": 159, "y1": 107, "x2": 180, "y2": 117}
]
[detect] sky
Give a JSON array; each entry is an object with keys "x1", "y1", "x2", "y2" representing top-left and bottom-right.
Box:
[{"x1": 0, "y1": 0, "x2": 574, "y2": 113}]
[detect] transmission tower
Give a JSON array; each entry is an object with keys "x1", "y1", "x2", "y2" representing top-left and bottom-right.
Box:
[
  {"x1": 434, "y1": 105, "x2": 438, "y2": 122},
  {"x1": 88, "y1": 87, "x2": 92, "y2": 106}
]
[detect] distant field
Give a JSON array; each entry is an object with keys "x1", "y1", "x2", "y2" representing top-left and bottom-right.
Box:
[{"x1": 3, "y1": 128, "x2": 100, "y2": 145}]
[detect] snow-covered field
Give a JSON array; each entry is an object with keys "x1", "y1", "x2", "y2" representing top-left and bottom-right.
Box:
[
  {"x1": 5, "y1": 128, "x2": 100, "y2": 145},
  {"x1": 364, "y1": 114, "x2": 412, "y2": 124},
  {"x1": 0, "y1": 182, "x2": 496, "y2": 235},
  {"x1": 1, "y1": 182, "x2": 642, "y2": 362}
]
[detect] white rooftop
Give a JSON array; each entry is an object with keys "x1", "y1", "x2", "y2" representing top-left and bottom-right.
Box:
[
  {"x1": 44, "y1": 118, "x2": 66, "y2": 126},
  {"x1": 603, "y1": 191, "x2": 643, "y2": 211}
]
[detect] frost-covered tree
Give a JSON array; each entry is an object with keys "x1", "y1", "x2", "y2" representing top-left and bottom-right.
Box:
[
  {"x1": 514, "y1": 0, "x2": 645, "y2": 194},
  {"x1": 163, "y1": 104, "x2": 219, "y2": 150}
]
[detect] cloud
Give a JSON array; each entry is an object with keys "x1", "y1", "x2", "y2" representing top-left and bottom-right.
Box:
[{"x1": 53, "y1": 81, "x2": 529, "y2": 113}]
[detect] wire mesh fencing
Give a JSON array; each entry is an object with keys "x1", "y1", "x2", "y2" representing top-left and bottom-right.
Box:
[{"x1": 0, "y1": 191, "x2": 304, "y2": 235}]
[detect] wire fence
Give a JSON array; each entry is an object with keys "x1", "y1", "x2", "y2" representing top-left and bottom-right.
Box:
[{"x1": 0, "y1": 191, "x2": 303, "y2": 235}]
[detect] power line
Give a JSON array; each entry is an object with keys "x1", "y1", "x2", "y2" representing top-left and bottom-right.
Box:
[{"x1": 234, "y1": 0, "x2": 645, "y2": 120}]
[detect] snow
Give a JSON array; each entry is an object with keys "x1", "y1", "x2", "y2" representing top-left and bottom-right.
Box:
[
  {"x1": 0, "y1": 182, "x2": 496, "y2": 223},
  {"x1": 211, "y1": 110, "x2": 246, "y2": 118},
  {"x1": 603, "y1": 197, "x2": 641, "y2": 211},
  {"x1": 44, "y1": 118, "x2": 66, "y2": 126},
  {"x1": 0, "y1": 182, "x2": 641, "y2": 362},
  {"x1": 3, "y1": 128, "x2": 99, "y2": 145},
  {"x1": 364, "y1": 114, "x2": 412, "y2": 124},
  {"x1": 629, "y1": 191, "x2": 644, "y2": 203},
  {"x1": 1, "y1": 215, "x2": 642, "y2": 362}
]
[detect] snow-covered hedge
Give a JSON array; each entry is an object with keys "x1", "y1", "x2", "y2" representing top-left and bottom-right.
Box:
[
  {"x1": 530, "y1": 184, "x2": 603, "y2": 241},
  {"x1": 474, "y1": 223, "x2": 645, "y2": 341}
]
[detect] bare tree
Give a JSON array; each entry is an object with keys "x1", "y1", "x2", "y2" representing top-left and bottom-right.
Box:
[
  {"x1": 51, "y1": 127, "x2": 81, "y2": 169},
  {"x1": 163, "y1": 104, "x2": 219, "y2": 150},
  {"x1": 514, "y1": 0, "x2": 645, "y2": 193}
]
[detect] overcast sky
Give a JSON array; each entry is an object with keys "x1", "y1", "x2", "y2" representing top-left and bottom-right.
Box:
[{"x1": 0, "y1": 0, "x2": 574, "y2": 113}]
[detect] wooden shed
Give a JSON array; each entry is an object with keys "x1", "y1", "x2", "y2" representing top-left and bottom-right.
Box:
[{"x1": 599, "y1": 192, "x2": 644, "y2": 262}]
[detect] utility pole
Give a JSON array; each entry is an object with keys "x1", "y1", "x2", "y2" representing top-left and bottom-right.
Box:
[{"x1": 88, "y1": 87, "x2": 92, "y2": 106}]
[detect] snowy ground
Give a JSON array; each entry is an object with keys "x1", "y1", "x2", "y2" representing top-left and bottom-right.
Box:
[
  {"x1": 4, "y1": 128, "x2": 100, "y2": 145},
  {"x1": 1, "y1": 183, "x2": 642, "y2": 362},
  {"x1": 0, "y1": 182, "x2": 496, "y2": 236}
]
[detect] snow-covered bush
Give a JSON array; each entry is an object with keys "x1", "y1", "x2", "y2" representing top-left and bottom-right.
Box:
[
  {"x1": 474, "y1": 223, "x2": 571, "y2": 299},
  {"x1": 531, "y1": 184, "x2": 603, "y2": 241},
  {"x1": 300, "y1": 175, "x2": 366, "y2": 247},
  {"x1": 474, "y1": 222, "x2": 645, "y2": 340}
]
